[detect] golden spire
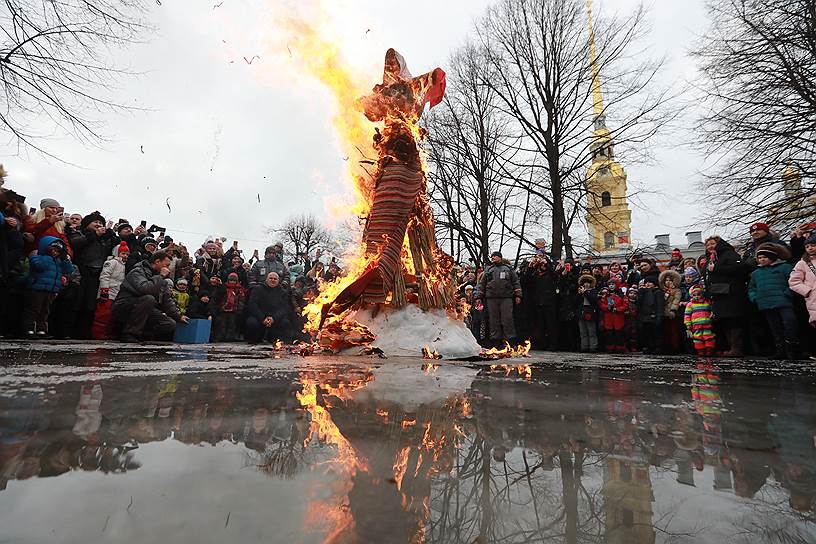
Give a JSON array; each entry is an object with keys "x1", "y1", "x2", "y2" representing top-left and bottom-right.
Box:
[{"x1": 587, "y1": 0, "x2": 605, "y2": 124}]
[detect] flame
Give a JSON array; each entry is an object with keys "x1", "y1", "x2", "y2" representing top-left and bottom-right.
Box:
[
  {"x1": 421, "y1": 347, "x2": 441, "y2": 361},
  {"x1": 392, "y1": 445, "x2": 411, "y2": 491},
  {"x1": 479, "y1": 340, "x2": 532, "y2": 360},
  {"x1": 401, "y1": 419, "x2": 417, "y2": 429}
]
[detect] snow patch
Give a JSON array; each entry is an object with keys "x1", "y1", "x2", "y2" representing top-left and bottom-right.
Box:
[{"x1": 348, "y1": 305, "x2": 481, "y2": 359}]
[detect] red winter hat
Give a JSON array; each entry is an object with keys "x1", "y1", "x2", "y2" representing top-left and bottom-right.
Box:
[
  {"x1": 749, "y1": 222, "x2": 770, "y2": 233},
  {"x1": 116, "y1": 241, "x2": 130, "y2": 257}
]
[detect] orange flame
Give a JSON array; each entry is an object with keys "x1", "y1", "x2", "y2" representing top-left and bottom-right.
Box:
[
  {"x1": 421, "y1": 347, "x2": 442, "y2": 361},
  {"x1": 480, "y1": 340, "x2": 532, "y2": 360}
]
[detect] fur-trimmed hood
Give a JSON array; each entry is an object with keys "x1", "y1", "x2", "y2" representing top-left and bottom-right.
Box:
[
  {"x1": 659, "y1": 269, "x2": 682, "y2": 289},
  {"x1": 578, "y1": 274, "x2": 596, "y2": 289}
]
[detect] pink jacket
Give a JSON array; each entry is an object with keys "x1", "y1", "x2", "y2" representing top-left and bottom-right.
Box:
[{"x1": 789, "y1": 260, "x2": 816, "y2": 322}]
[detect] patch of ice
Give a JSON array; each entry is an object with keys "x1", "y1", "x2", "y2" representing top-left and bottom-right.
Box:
[{"x1": 348, "y1": 305, "x2": 481, "y2": 359}]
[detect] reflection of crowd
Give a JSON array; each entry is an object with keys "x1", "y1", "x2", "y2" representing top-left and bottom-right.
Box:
[
  {"x1": 0, "y1": 371, "x2": 303, "y2": 490},
  {"x1": 467, "y1": 364, "x2": 816, "y2": 515}
]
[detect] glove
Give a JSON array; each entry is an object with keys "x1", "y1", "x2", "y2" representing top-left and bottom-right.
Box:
[{"x1": 99, "y1": 288, "x2": 109, "y2": 300}]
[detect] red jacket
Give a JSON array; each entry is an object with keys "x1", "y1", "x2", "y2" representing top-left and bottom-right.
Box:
[
  {"x1": 599, "y1": 293, "x2": 628, "y2": 330},
  {"x1": 24, "y1": 217, "x2": 72, "y2": 257}
]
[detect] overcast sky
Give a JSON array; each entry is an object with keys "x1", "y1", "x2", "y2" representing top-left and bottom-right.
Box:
[{"x1": 3, "y1": 0, "x2": 710, "y2": 257}]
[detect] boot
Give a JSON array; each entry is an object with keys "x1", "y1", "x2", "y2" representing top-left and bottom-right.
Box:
[
  {"x1": 772, "y1": 343, "x2": 786, "y2": 360},
  {"x1": 785, "y1": 341, "x2": 803, "y2": 360},
  {"x1": 723, "y1": 328, "x2": 744, "y2": 357}
]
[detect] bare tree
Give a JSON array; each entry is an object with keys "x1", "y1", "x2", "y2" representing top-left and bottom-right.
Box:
[
  {"x1": 269, "y1": 213, "x2": 333, "y2": 260},
  {"x1": 0, "y1": 0, "x2": 148, "y2": 155},
  {"x1": 475, "y1": 0, "x2": 671, "y2": 259},
  {"x1": 425, "y1": 42, "x2": 527, "y2": 266},
  {"x1": 692, "y1": 0, "x2": 816, "y2": 231}
]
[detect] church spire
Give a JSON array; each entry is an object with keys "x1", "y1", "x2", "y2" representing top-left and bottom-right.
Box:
[{"x1": 587, "y1": 0, "x2": 606, "y2": 129}]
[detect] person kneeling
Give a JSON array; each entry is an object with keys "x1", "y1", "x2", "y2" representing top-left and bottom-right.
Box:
[
  {"x1": 113, "y1": 250, "x2": 189, "y2": 343},
  {"x1": 246, "y1": 272, "x2": 292, "y2": 344}
]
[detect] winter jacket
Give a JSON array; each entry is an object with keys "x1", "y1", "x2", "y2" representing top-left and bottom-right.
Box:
[
  {"x1": 68, "y1": 227, "x2": 117, "y2": 270},
  {"x1": 114, "y1": 260, "x2": 181, "y2": 321},
  {"x1": 702, "y1": 239, "x2": 749, "y2": 319},
  {"x1": 248, "y1": 258, "x2": 290, "y2": 289},
  {"x1": 748, "y1": 261, "x2": 794, "y2": 310},
  {"x1": 214, "y1": 284, "x2": 246, "y2": 314},
  {"x1": 684, "y1": 299, "x2": 714, "y2": 332},
  {"x1": 195, "y1": 253, "x2": 222, "y2": 280},
  {"x1": 789, "y1": 259, "x2": 816, "y2": 323},
  {"x1": 664, "y1": 288, "x2": 682, "y2": 318},
  {"x1": 24, "y1": 217, "x2": 72, "y2": 257},
  {"x1": 187, "y1": 294, "x2": 212, "y2": 319},
  {"x1": 171, "y1": 289, "x2": 190, "y2": 316},
  {"x1": 476, "y1": 262, "x2": 522, "y2": 300},
  {"x1": 27, "y1": 236, "x2": 75, "y2": 293},
  {"x1": 220, "y1": 265, "x2": 249, "y2": 288},
  {"x1": 247, "y1": 283, "x2": 292, "y2": 323},
  {"x1": 599, "y1": 293, "x2": 627, "y2": 330},
  {"x1": 637, "y1": 287, "x2": 665, "y2": 324},
  {"x1": 0, "y1": 207, "x2": 25, "y2": 285},
  {"x1": 97, "y1": 250, "x2": 127, "y2": 299},
  {"x1": 522, "y1": 262, "x2": 558, "y2": 306},
  {"x1": 557, "y1": 271, "x2": 580, "y2": 321}
]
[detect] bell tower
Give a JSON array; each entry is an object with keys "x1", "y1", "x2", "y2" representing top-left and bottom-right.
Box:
[{"x1": 585, "y1": 0, "x2": 633, "y2": 253}]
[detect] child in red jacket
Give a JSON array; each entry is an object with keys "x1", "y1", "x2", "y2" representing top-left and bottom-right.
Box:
[{"x1": 599, "y1": 280, "x2": 628, "y2": 352}]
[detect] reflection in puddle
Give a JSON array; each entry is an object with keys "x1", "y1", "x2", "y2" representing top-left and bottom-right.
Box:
[{"x1": 0, "y1": 361, "x2": 814, "y2": 543}]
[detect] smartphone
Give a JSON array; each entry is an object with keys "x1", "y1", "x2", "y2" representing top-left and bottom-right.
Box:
[
  {"x1": 119, "y1": 218, "x2": 126, "y2": 224},
  {"x1": 565, "y1": 263, "x2": 572, "y2": 273},
  {"x1": 29, "y1": 207, "x2": 36, "y2": 215}
]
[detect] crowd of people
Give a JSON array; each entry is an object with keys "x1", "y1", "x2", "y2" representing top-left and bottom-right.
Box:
[
  {"x1": 3, "y1": 180, "x2": 816, "y2": 359},
  {"x1": 0, "y1": 186, "x2": 340, "y2": 344},
  {"x1": 459, "y1": 226, "x2": 816, "y2": 360}
]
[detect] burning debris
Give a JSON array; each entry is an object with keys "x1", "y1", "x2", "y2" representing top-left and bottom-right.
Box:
[
  {"x1": 421, "y1": 346, "x2": 441, "y2": 360},
  {"x1": 479, "y1": 340, "x2": 532, "y2": 360}
]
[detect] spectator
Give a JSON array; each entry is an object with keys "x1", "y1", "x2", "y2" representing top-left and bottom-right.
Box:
[
  {"x1": 556, "y1": 261, "x2": 580, "y2": 351},
  {"x1": 92, "y1": 241, "x2": 130, "y2": 339},
  {"x1": 171, "y1": 279, "x2": 190, "y2": 316},
  {"x1": 522, "y1": 253, "x2": 558, "y2": 350},
  {"x1": 196, "y1": 241, "x2": 222, "y2": 280},
  {"x1": 702, "y1": 236, "x2": 749, "y2": 356},
  {"x1": 0, "y1": 189, "x2": 26, "y2": 336},
  {"x1": 789, "y1": 233, "x2": 816, "y2": 327},
  {"x1": 187, "y1": 290, "x2": 212, "y2": 320},
  {"x1": 475, "y1": 251, "x2": 522, "y2": 346},
  {"x1": 212, "y1": 272, "x2": 246, "y2": 342},
  {"x1": 638, "y1": 275, "x2": 664, "y2": 354},
  {"x1": 660, "y1": 270, "x2": 683, "y2": 354},
  {"x1": 684, "y1": 284, "x2": 716, "y2": 356},
  {"x1": 112, "y1": 250, "x2": 188, "y2": 343},
  {"x1": 749, "y1": 243, "x2": 799, "y2": 358},
  {"x1": 624, "y1": 288, "x2": 639, "y2": 352},
  {"x1": 599, "y1": 280, "x2": 627, "y2": 352},
  {"x1": 249, "y1": 245, "x2": 290, "y2": 289},
  {"x1": 246, "y1": 272, "x2": 293, "y2": 344},
  {"x1": 577, "y1": 274, "x2": 599, "y2": 352},
  {"x1": 24, "y1": 199, "x2": 71, "y2": 257},
  {"x1": 23, "y1": 237, "x2": 75, "y2": 338},
  {"x1": 668, "y1": 248, "x2": 684, "y2": 271},
  {"x1": 743, "y1": 222, "x2": 790, "y2": 270},
  {"x1": 68, "y1": 211, "x2": 117, "y2": 338},
  {"x1": 219, "y1": 252, "x2": 248, "y2": 288}
]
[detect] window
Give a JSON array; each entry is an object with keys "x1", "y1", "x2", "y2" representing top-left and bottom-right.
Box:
[
  {"x1": 604, "y1": 231, "x2": 615, "y2": 248},
  {"x1": 599, "y1": 166, "x2": 610, "y2": 175},
  {"x1": 622, "y1": 509, "x2": 634, "y2": 528},
  {"x1": 620, "y1": 463, "x2": 632, "y2": 482},
  {"x1": 601, "y1": 191, "x2": 612, "y2": 207}
]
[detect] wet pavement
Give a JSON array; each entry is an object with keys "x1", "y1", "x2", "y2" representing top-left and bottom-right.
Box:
[{"x1": 0, "y1": 342, "x2": 815, "y2": 543}]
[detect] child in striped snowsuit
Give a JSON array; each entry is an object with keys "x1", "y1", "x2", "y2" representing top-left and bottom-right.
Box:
[{"x1": 684, "y1": 284, "x2": 716, "y2": 356}]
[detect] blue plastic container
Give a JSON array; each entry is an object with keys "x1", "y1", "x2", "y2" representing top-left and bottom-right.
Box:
[{"x1": 173, "y1": 318, "x2": 212, "y2": 344}]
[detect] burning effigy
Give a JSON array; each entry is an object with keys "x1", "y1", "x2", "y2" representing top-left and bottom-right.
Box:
[{"x1": 304, "y1": 49, "x2": 481, "y2": 358}]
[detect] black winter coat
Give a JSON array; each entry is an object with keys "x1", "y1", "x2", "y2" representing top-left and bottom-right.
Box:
[
  {"x1": 704, "y1": 239, "x2": 749, "y2": 320},
  {"x1": 637, "y1": 287, "x2": 665, "y2": 324},
  {"x1": 522, "y1": 262, "x2": 558, "y2": 306},
  {"x1": 114, "y1": 260, "x2": 181, "y2": 321},
  {"x1": 68, "y1": 228, "x2": 117, "y2": 270},
  {"x1": 247, "y1": 284, "x2": 292, "y2": 324},
  {"x1": 558, "y1": 271, "x2": 580, "y2": 321}
]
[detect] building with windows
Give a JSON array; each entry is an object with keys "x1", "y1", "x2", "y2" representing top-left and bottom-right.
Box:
[{"x1": 584, "y1": 0, "x2": 633, "y2": 256}]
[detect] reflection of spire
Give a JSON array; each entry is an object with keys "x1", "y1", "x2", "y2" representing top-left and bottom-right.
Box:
[{"x1": 587, "y1": 0, "x2": 606, "y2": 129}]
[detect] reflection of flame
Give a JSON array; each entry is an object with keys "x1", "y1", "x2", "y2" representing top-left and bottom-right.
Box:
[
  {"x1": 421, "y1": 347, "x2": 442, "y2": 360},
  {"x1": 401, "y1": 419, "x2": 416, "y2": 429},
  {"x1": 296, "y1": 374, "x2": 371, "y2": 542},
  {"x1": 480, "y1": 340, "x2": 532, "y2": 359},
  {"x1": 488, "y1": 363, "x2": 533, "y2": 381},
  {"x1": 392, "y1": 445, "x2": 410, "y2": 491}
]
